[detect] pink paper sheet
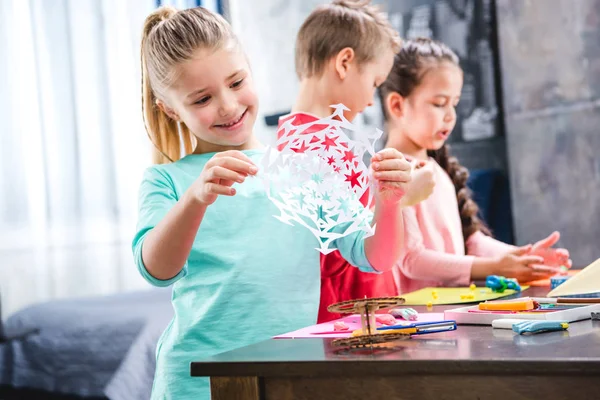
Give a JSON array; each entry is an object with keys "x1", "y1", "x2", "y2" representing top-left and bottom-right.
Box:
[{"x1": 275, "y1": 312, "x2": 446, "y2": 339}]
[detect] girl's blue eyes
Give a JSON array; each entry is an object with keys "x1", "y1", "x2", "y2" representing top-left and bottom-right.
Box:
[{"x1": 194, "y1": 79, "x2": 244, "y2": 105}]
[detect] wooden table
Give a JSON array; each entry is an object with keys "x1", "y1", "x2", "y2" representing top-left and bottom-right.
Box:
[{"x1": 191, "y1": 287, "x2": 600, "y2": 399}]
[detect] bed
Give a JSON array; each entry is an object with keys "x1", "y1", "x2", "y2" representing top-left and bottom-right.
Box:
[{"x1": 0, "y1": 288, "x2": 173, "y2": 399}]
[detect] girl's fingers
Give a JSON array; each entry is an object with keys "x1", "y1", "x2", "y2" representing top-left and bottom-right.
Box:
[
  {"x1": 372, "y1": 158, "x2": 411, "y2": 172},
  {"x1": 204, "y1": 182, "x2": 236, "y2": 196},
  {"x1": 511, "y1": 245, "x2": 532, "y2": 256},
  {"x1": 532, "y1": 231, "x2": 560, "y2": 250},
  {"x1": 373, "y1": 170, "x2": 411, "y2": 183},
  {"x1": 373, "y1": 148, "x2": 406, "y2": 161},
  {"x1": 530, "y1": 264, "x2": 561, "y2": 274},
  {"x1": 528, "y1": 270, "x2": 555, "y2": 280},
  {"x1": 212, "y1": 157, "x2": 257, "y2": 175},
  {"x1": 518, "y1": 255, "x2": 545, "y2": 265},
  {"x1": 219, "y1": 179, "x2": 237, "y2": 187},
  {"x1": 217, "y1": 150, "x2": 257, "y2": 166},
  {"x1": 535, "y1": 248, "x2": 569, "y2": 265},
  {"x1": 207, "y1": 166, "x2": 247, "y2": 183}
]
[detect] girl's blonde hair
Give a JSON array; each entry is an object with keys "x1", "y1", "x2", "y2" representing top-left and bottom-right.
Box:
[{"x1": 141, "y1": 6, "x2": 235, "y2": 164}]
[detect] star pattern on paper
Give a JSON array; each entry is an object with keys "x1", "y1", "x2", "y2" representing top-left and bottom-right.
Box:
[{"x1": 258, "y1": 104, "x2": 383, "y2": 254}]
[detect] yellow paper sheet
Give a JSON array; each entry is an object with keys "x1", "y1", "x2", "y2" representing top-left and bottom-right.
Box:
[{"x1": 400, "y1": 286, "x2": 529, "y2": 306}]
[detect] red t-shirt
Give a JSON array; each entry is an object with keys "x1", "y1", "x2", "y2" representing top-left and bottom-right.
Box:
[{"x1": 277, "y1": 112, "x2": 397, "y2": 322}]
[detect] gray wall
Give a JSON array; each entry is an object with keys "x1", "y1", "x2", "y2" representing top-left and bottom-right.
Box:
[
  {"x1": 496, "y1": 0, "x2": 600, "y2": 267},
  {"x1": 382, "y1": 0, "x2": 507, "y2": 172}
]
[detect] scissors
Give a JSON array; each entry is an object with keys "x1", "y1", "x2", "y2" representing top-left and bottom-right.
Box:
[{"x1": 377, "y1": 320, "x2": 457, "y2": 335}]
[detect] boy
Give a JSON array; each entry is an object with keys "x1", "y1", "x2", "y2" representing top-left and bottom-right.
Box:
[{"x1": 280, "y1": 0, "x2": 434, "y2": 322}]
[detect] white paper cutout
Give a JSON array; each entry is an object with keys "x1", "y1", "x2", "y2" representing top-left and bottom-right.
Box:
[{"x1": 259, "y1": 104, "x2": 383, "y2": 254}]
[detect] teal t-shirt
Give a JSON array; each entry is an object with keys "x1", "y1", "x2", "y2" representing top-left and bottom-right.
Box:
[{"x1": 132, "y1": 149, "x2": 374, "y2": 399}]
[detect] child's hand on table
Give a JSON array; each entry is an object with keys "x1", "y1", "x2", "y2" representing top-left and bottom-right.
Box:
[
  {"x1": 494, "y1": 245, "x2": 561, "y2": 282},
  {"x1": 527, "y1": 231, "x2": 572, "y2": 269}
]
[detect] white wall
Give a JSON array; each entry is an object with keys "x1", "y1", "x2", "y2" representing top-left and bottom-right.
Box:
[{"x1": 228, "y1": 0, "x2": 324, "y2": 145}]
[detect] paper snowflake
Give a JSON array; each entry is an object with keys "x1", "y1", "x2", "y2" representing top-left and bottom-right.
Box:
[{"x1": 259, "y1": 104, "x2": 383, "y2": 254}]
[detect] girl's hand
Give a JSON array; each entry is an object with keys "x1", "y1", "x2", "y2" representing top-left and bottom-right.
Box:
[
  {"x1": 192, "y1": 150, "x2": 258, "y2": 206},
  {"x1": 399, "y1": 161, "x2": 435, "y2": 208},
  {"x1": 528, "y1": 231, "x2": 572, "y2": 268},
  {"x1": 494, "y1": 245, "x2": 560, "y2": 282},
  {"x1": 370, "y1": 148, "x2": 412, "y2": 205}
]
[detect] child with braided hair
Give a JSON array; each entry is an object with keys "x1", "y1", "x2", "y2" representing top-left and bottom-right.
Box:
[{"x1": 378, "y1": 38, "x2": 571, "y2": 293}]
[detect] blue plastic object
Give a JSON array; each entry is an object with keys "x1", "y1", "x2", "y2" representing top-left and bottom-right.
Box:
[
  {"x1": 486, "y1": 275, "x2": 521, "y2": 293},
  {"x1": 550, "y1": 275, "x2": 570, "y2": 289},
  {"x1": 512, "y1": 320, "x2": 569, "y2": 335}
]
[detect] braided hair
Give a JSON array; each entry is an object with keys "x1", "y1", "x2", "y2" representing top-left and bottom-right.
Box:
[{"x1": 378, "y1": 37, "x2": 491, "y2": 245}]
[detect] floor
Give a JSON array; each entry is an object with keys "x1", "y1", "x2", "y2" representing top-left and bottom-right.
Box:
[{"x1": 0, "y1": 241, "x2": 150, "y2": 318}]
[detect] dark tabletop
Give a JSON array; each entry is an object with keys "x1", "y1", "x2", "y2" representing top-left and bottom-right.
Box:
[{"x1": 191, "y1": 286, "x2": 600, "y2": 377}]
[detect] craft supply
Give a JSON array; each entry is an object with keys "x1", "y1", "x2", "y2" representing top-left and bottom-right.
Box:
[
  {"x1": 512, "y1": 320, "x2": 568, "y2": 335},
  {"x1": 260, "y1": 104, "x2": 381, "y2": 254},
  {"x1": 375, "y1": 314, "x2": 397, "y2": 326},
  {"x1": 445, "y1": 298, "x2": 600, "y2": 325},
  {"x1": 486, "y1": 275, "x2": 521, "y2": 293},
  {"x1": 377, "y1": 320, "x2": 457, "y2": 336},
  {"x1": 548, "y1": 258, "x2": 600, "y2": 298},
  {"x1": 278, "y1": 312, "x2": 446, "y2": 338},
  {"x1": 333, "y1": 321, "x2": 349, "y2": 331},
  {"x1": 479, "y1": 299, "x2": 535, "y2": 311},
  {"x1": 550, "y1": 275, "x2": 570, "y2": 289},
  {"x1": 389, "y1": 308, "x2": 418, "y2": 321},
  {"x1": 327, "y1": 297, "x2": 409, "y2": 347},
  {"x1": 537, "y1": 303, "x2": 582, "y2": 310},
  {"x1": 525, "y1": 269, "x2": 578, "y2": 287},
  {"x1": 531, "y1": 297, "x2": 600, "y2": 304},
  {"x1": 469, "y1": 310, "x2": 518, "y2": 314},
  {"x1": 400, "y1": 286, "x2": 528, "y2": 306}
]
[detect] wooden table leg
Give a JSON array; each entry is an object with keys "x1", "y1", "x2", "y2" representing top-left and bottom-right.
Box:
[{"x1": 210, "y1": 376, "x2": 261, "y2": 400}]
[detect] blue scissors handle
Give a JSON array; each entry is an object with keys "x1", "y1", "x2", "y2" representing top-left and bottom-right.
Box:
[{"x1": 378, "y1": 320, "x2": 457, "y2": 335}]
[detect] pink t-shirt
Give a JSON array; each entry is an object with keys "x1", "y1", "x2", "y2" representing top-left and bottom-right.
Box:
[{"x1": 394, "y1": 160, "x2": 514, "y2": 294}]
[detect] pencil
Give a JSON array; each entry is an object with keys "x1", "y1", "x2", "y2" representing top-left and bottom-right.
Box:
[
  {"x1": 556, "y1": 297, "x2": 600, "y2": 304},
  {"x1": 532, "y1": 297, "x2": 600, "y2": 304}
]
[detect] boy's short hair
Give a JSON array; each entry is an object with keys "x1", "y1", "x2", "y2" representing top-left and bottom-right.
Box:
[{"x1": 295, "y1": 0, "x2": 402, "y2": 79}]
